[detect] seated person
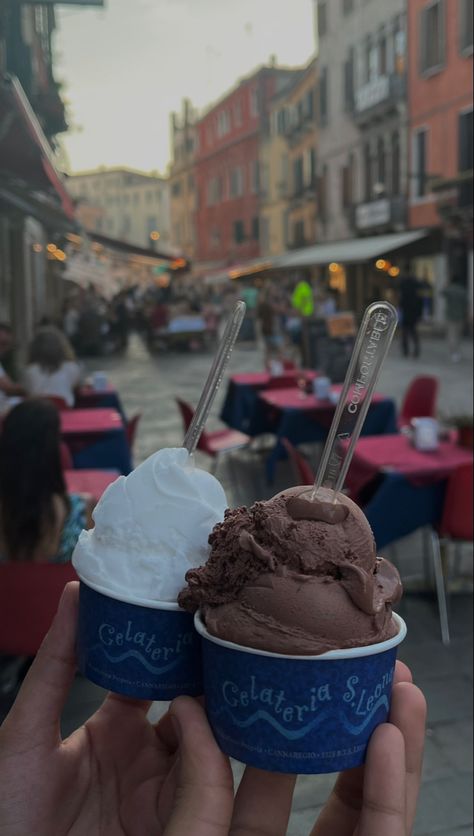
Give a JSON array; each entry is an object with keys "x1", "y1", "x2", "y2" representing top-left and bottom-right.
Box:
[
  {"x1": 0, "y1": 323, "x2": 25, "y2": 415},
  {"x1": 24, "y1": 326, "x2": 81, "y2": 408},
  {"x1": 0, "y1": 399, "x2": 94, "y2": 563}
]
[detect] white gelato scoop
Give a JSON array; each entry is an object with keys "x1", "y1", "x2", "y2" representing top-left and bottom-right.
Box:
[{"x1": 72, "y1": 447, "x2": 227, "y2": 604}]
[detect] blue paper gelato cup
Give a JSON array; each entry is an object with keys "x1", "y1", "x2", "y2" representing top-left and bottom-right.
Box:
[
  {"x1": 195, "y1": 611, "x2": 406, "y2": 774},
  {"x1": 76, "y1": 580, "x2": 203, "y2": 700}
]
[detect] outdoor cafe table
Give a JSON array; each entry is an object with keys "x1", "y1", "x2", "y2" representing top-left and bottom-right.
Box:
[
  {"x1": 257, "y1": 386, "x2": 397, "y2": 482},
  {"x1": 65, "y1": 469, "x2": 120, "y2": 502},
  {"x1": 75, "y1": 384, "x2": 126, "y2": 421},
  {"x1": 342, "y1": 434, "x2": 474, "y2": 549},
  {"x1": 220, "y1": 370, "x2": 317, "y2": 436},
  {"x1": 61, "y1": 409, "x2": 132, "y2": 475}
]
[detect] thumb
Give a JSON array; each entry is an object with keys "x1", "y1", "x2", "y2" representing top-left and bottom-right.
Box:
[
  {"x1": 164, "y1": 696, "x2": 234, "y2": 836},
  {"x1": 2, "y1": 581, "x2": 79, "y2": 748}
]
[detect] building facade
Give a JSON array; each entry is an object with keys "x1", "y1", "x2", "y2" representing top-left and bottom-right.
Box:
[
  {"x1": 67, "y1": 168, "x2": 171, "y2": 250},
  {"x1": 408, "y1": 0, "x2": 473, "y2": 320},
  {"x1": 315, "y1": 0, "x2": 408, "y2": 243},
  {"x1": 169, "y1": 100, "x2": 198, "y2": 260},
  {"x1": 0, "y1": 1, "x2": 73, "y2": 351},
  {"x1": 194, "y1": 65, "x2": 301, "y2": 269}
]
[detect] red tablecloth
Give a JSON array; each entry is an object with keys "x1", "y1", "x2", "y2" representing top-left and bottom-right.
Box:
[
  {"x1": 65, "y1": 469, "x2": 120, "y2": 500},
  {"x1": 259, "y1": 385, "x2": 385, "y2": 412},
  {"x1": 344, "y1": 434, "x2": 473, "y2": 496},
  {"x1": 61, "y1": 409, "x2": 123, "y2": 436},
  {"x1": 231, "y1": 370, "x2": 316, "y2": 387}
]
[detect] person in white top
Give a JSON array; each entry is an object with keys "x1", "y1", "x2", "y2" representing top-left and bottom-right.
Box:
[
  {"x1": 0, "y1": 323, "x2": 26, "y2": 415},
  {"x1": 24, "y1": 327, "x2": 82, "y2": 408}
]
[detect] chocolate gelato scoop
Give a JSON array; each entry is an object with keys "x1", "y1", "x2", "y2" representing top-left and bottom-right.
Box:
[{"x1": 178, "y1": 487, "x2": 402, "y2": 655}]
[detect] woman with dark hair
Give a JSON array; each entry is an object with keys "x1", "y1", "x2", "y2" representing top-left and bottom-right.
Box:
[
  {"x1": 0, "y1": 399, "x2": 93, "y2": 562},
  {"x1": 24, "y1": 327, "x2": 81, "y2": 407}
]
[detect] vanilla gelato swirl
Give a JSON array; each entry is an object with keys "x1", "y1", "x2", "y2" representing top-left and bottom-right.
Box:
[{"x1": 73, "y1": 447, "x2": 227, "y2": 603}]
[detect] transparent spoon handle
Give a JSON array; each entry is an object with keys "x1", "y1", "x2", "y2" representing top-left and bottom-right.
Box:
[
  {"x1": 314, "y1": 301, "x2": 398, "y2": 497},
  {"x1": 183, "y1": 301, "x2": 246, "y2": 455}
]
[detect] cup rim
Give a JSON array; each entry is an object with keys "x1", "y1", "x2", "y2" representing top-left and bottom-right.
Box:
[
  {"x1": 194, "y1": 611, "x2": 406, "y2": 660},
  {"x1": 78, "y1": 576, "x2": 182, "y2": 611}
]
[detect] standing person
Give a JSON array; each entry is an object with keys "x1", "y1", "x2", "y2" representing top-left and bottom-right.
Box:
[
  {"x1": 0, "y1": 399, "x2": 94, "y2": 563},
  {"x1": 442, "y1": 275, "x2": 468, "y2": 362},
  {"x1": 398, "y1": 264, "x2": 423, "y2": 358},
  {"x1": 0, "y1": 323, "x2": 26, "y2": 415},
  {"x1": 257, "y1": 284, "x2": 284, "y2": 367},
  {"x1": 240, "y1": 281, "x2": 259, "y2": 341},
  {"x1": 24, "y1": 327, "x2": 81, "y2": 408}
]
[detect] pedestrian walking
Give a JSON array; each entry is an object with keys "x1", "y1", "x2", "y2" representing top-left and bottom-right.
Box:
[
  {"x1": 398, "y1": 265, "x2": 423, "y2": 358},
  {"x1": 443, "y1": 275, "x2": 468, "y2": 362}
]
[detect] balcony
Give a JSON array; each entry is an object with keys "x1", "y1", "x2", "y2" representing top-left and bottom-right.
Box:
[
  {"x1": 353, "y1": 196, "x2": 406, "y2": 231},
  {"x1": 354, "y1": 73, "x2": 406, "y2": 125}
]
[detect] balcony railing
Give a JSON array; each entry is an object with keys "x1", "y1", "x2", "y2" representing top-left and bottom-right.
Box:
[{"x1": 354, "y1": 73, "x2": 406, "y2": 123}]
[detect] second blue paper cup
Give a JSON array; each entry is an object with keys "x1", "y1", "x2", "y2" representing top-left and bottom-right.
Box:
[
  {"x1": 195, "y1": 611, "x2": 406, "y2": 774},
  {"x1": 77, "y1": 580, "x2": 203, "y2": 700}
]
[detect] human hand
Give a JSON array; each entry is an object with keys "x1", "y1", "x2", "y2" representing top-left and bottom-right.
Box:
[
  {"x1": 0, "y1": 581, "x2": 425, "y2": 836},
  {"x1": 308, "y1": 659, "x2": 426, "y2": 836},
  {"x1": 0, "y1": 582, "x2": 237, "y2": 836}
]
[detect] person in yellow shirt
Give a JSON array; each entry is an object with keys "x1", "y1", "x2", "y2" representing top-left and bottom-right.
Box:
[{"x1": 291, "y1": 278, "x2": 314, "y2": 317}]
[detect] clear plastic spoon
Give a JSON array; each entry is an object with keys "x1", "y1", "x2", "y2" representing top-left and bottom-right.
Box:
[
  {"x1": 183, "y1": 300, "x2": 247, "y2": 455},
  {"x1": 313, "y1": 301, "x2": 398, "y2": 501}
]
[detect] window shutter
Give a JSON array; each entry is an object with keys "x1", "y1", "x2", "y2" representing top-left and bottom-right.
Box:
[
  {"x1": 438, "y1": 0, "x2": 446, "y2": 66},
  {"x1": 419, "y1": 8, "x2": 427, "y2": 73}
]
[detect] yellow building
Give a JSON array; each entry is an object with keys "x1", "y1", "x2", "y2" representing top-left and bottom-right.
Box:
[
  {"x1": 169, "y1": 99, "x2": 198, "y2": 261},
  {"x1": 285, "y1": 58, "x2": 318, "y2": 249},
  {"x1": 259, "y1": 58, "x2": 318, "y2": 257}
]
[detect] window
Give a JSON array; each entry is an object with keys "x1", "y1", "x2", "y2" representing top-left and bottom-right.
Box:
[
  {"x1": 459, "y1": 0, "x2": 473, "y2": 53},
  {"x1": 209, "y1": 227, "x2": 221, "y2": 249},
  {"x1": 343, "y1": 47, "x2": 355, "y2": 111},
  {"x1": 230, "y1": 167, "x2": 244, "y2": 198},
  {"x1": 172, "y1": 181, "x2": 181, "y2": 197},
  {"x1": 419, "y1": 0, "x2": 445, "y2": 75},
  {"x1": 412, "y1": 128, "x2": 428, "y2": 199},
  {"x1": 207, "y1": 176, "x2": 223, "y2": 206},
  {"x1": 364, "y1": 142, "x2": 372, "y2": 201},
  {"x1": 342, "y1": 0, "x2": 354, "y2": 14},
  {"x1": 379, "y1": 29, "x2": 387, "y2": 75},
  {"x1": 250, "y1": 87, "x2": 259, "y2": 117},
  {"x1": 310, "y1": 147, "x2": 317, "y2": 185},
  {"x1": 459, "y1": 109, "x2": 473, "y2": 172},
  {"x1": 293, "y1": 157, "x2": 304, "y2": 195},
  {"x1": 233, "y1": 220, "x2": 245, "y2": 244},
  {"x1": 155, "y1": 191, "x2": 162, "y2": 204},
  {"x1": 250, "y1": 161, "x2": 259, "y2": 194},
  {"x1": 234, "y1": 101, "x2": 243, "y2": 126},
  {"x1": 293, "y1": 220, "x2": 306, "y2": 246},
  {"x1": 217, "y1": 109, "x2": 230, "y2": 137},
  {"x1": 277, "y1": 108, "x2": 287, "y2": 134},
  {"x1": 318, "y1": 164, "x2": 329, "y2": 220},
  {"x1": 319, "y1": 67, "x2": 329, "y2": 125},
  {"x1": 391, "y1": 131, "x2": 401, "y2": 195},
  {"x1": 187, "y1": 174, "x2": 195, "y2": 191},
  {"x1": 376, "y1": 137, "x2": 386, "y2": 190},
  {"x1": 341, "y1": 153, "x2": 355, "y2": 208},
  {"x1": 251, "y1": 217, "x2": 259, "y2": 240},
  {"x1": 318, "y1": 1, "x2": 328, "y2": 37}
]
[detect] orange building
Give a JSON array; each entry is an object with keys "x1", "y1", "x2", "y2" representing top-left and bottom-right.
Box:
[{"x1": 408, "y1": 0, "x2": 473, "y2": 319}]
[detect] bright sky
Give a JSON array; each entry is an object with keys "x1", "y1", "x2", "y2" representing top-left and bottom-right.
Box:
[{"x1": 55, "y1": 0, "x2": 315, "y2": 175}]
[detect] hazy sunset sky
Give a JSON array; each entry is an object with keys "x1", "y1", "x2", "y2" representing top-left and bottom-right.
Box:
[{"x1": 55, "y1": 0, "x2": 315, "y2": 174}]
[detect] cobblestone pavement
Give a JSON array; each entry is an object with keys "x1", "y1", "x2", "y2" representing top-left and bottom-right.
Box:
[{"x1": 62, "y1": 332, "x2": 472, "y2": 834}]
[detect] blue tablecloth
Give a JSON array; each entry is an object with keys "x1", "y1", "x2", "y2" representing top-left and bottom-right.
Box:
[
  {"x1": 70, "y1": 429, "x2": 132, "y2": 475},
  {"x1": 363, "y1": 472, "x2": 446, "y2": 549},
  {"x1": 220, "y1": 380, "x2": 267, "y2": 436},
  {"x1": 261, "y1": 398, "x2": 397, "y2": 482},
  {"x1": 76, "y1": 389, "x2": 127, "y2": 422}
]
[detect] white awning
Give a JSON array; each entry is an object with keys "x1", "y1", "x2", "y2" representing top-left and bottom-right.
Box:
[{"x1": 274, "y1": 229, "x2": 429, "y2": 269}]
